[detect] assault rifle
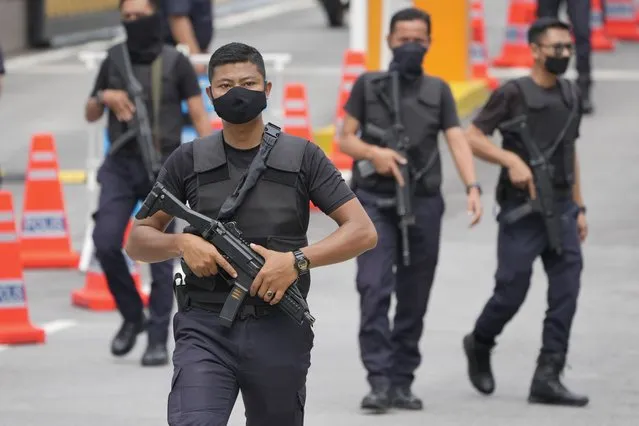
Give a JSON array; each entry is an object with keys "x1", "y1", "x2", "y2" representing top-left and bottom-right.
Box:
[
  {"x1": 109, "y1": 44, "x2": 163, "y2": 184},
  {"x1": 498, "y1": 115, "x2": 563, "y2": 255},
  {"x1": 136, "y1": 182, "x2": 316, "y2": 328},
  {"x1": 355, "y1": 71, "x2": 415, "y2": 266}
]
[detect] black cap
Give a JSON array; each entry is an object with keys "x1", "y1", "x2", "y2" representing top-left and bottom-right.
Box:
[{"x1": 527, "y1": 17, "x2": 571, "y2": 44}]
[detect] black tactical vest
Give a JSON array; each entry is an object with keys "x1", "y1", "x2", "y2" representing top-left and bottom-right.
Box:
[
  {"x1": 105, "y1": 44, "x2": 184, "y2": 156},
  {"x1": 185, "y1": 130, "x2": 312, "y2": 305},
  {"x1": 352, "y1": 72, "x2": 445, "y2": 196},
  {"x1": 498, "y1": 76, "x2": 579, "y2": 201}
]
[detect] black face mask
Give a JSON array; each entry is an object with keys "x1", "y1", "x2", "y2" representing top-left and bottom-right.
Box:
[
  {"x1": 212, "y1": 87, "x2": 267, "y2": 125},
  {"x1": 544, "y1": 56, "x2": 570, "y2": 75},
  {"x1": 123, "y1": 13, "x2": 163, "y2": 64},
  {"x1": 390, "y1": 42, "x2": 428, "y2": 80}
]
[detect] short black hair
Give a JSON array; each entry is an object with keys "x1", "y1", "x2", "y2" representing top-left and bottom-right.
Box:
[
  {"x1": 119, "y1": 0, "x2": 160, "y2": 9},
  {"x1": 389, "y1": 7, "x2": 431, "y2": 36},
  {"x1": 527, "y1": 17, "x2": 571, "y2": 44},
  {"x1": 207, "y1": 42, "x2": 266, "y2": 82}
]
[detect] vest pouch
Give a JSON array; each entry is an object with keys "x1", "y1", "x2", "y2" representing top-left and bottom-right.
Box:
[
  {"x1": 553, "y1": 138, "x2": 575, "y2": 186},
  {"x1": 266, "y1": 235, "x2": 311, "y2": 298}
]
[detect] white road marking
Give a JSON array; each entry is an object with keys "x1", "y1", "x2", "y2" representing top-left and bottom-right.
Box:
[
  {"x1": 5, "y1": 0, "x2": 316, "y2": 71},
  {"x1": 217, "y1": 0, "x2": 315, "y2": 29},
  {"x1": 5, "y1": 40, "x2": 117, "y2": 72},
  {"x1": 0, "y1": 319, "x2": 78, "y2": 353},
  {"x1": 489, "y1": 67, "x2": 639, "y2": 82}
]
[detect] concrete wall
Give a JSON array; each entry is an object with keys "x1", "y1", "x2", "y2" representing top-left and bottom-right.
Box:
[{"x1": 0, "y1": 0, "x2": 28, "y2": 54}]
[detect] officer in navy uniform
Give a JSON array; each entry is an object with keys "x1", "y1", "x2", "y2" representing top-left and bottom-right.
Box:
[
  {"x1": 340, "y1": 7, "x2": 483, "y2": 413},
  {"x1": 462, "y1": 17, "x2": 589, "y2": 407},
  {"x1": 125, "y1": 42, "x2": 378, "y2": 425},
  {"x1": 160, "y1": 0, "x2": 213, "y2": 74},
  {"x1": 537, "y1": 0, "x2": 594, "y2": 114},
  {"x1": 0, "y1": 45, "x2": 5, "y2": 99},
  {"x1": 85, "y1": 0, "x2": 211, "y2": 366}
]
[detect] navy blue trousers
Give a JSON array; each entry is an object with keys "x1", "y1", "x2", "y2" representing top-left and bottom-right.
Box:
[
  {"x1": 473, "y1": 200, "x2": 583, "y2": 355},
  {"x1": 168, "y1": 307, "x2": 314, "y2": 426},
  {"x1": 93, "y1": 155, "x2": 175, "y2": 344},
  {"x1": 355, "y1": 189, "x2": 444, "y2": 388}
]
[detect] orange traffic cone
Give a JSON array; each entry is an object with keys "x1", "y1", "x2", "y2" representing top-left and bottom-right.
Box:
[
  {"x1": 71, "y1": 220, "x2": 149, "y2": 311},
  {"x1": 281, "y1": 83, "x2": 322, "y2": 212},
  {"x1": 20, "y1": 134, "x2": 80, "y2": 269},
  {"x1": 605, "y1": 0, "x2": 639, "y2": 40},
  {"x1": 492, "y1": 0, "x2": 537, "y2": 68},
  {"x1": 0, "y1": 191, "x2": 46, "y2": 345},
  {"x1": 211, "y1": 116, "x2": 223, "y2": 131},
  {"x1": 330, "y1": 50, "x2": 366, "y2": 170},
  {"x1": 282, "y1": 83, "x2": 313, "y2": 141},
  {"x1": 471, "y1": 0, "x2": 500, "y2": 90},
  {"x1": 591, "y1": 0, "x2": 616, "y2": 50}
]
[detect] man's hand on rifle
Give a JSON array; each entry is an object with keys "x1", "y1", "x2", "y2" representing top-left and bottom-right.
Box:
[
  {"x1": 467, "y1": 188, "x2": 483, "y2": 227},
  {"x1": 177, "y1": 233, "x2": 238, "y2": 278},
  {"x1": 102, "y1": 89, "x2": 136, "y2": 122},
  {"x1": 249, "y1": 244, "x2": 298, "y2": 305},
  {"x1": 507, "y1": 155, "x2": 537, "y2": 199},
  {"x1": 369, "y1": 146, "x2": 408, "y2": 186}
]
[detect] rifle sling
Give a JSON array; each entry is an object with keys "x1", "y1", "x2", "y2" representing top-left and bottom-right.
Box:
[
  {"x1": 150, "y1": 55, "x2": 163, "y2": 153},
  {"x1": 371, "y1": 73, "x2": 438, "y2": 187},
  {"x1": 513, "y1": 79, "x2": 579, "y2": 162},
  {"x1": 217, "y1": 123, "x2": 282, "y2": 221}
]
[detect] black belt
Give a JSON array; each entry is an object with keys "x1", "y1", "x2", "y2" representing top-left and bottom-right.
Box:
[{"x1": 190, "y1": 299, "x2": 275, "y2": 320}]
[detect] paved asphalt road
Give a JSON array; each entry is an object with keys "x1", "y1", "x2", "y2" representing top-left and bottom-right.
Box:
[{"x1": 1, "y1": 1, "x2": 639, "y2": 425}]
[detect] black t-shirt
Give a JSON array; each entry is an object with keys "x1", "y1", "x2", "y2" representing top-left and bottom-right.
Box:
[
  {"x1": 157, "y1": 136, "x2": 356, "y2": 216},
  {"x1": 472, "y1": 79, "x2": 581, "y2": 141},
  {"x1": 161, "y1": 0, "x2": 213, "y2": 51},
  {"x1": 344, "y1": 73, "x2": 461, "y2": 134},
  {"x1": 89, "y1": 50, "x2": 201, "y2": 154}
]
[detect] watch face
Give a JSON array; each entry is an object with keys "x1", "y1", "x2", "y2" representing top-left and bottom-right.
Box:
[{"x1": 297, "y1": 259, "x2": 308, "y2": 271}]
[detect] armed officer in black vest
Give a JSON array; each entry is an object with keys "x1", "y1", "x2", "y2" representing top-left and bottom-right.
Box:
[
  {"x1": 340, "y1": 7, "x2": 483, "y2": 413},
  {"x1": 85, "y1": 0, "x2": 211, "y2": 366},
  {"x1": 462, "y1": 17, "x2": 589, "y2": 407},
  {"x1": 125, "y1": 42, "x2": 377, "y2": 425}
]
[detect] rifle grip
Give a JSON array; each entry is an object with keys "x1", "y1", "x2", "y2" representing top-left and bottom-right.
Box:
[{"x1": 218, "y1": 284, "x2": 248, "y2": 327}]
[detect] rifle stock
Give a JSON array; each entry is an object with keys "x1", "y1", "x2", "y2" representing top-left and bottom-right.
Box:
[
  {"x1": 136, "y1": 182, "x2": 316, "y2": 328},
  {"x1": 498, "y1": 115, "x2": 563, "y2": 255}
]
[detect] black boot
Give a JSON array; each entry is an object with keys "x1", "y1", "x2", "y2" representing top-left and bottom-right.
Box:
[
  {"x1": 361, "y1": 381, "x2": 390, "y2": 414},
  {"x1": 463, "y1": 333, "x2": 495, "y2": 395},
  {"x1": 141, "y1": 342, "x2": 169, "y2": 367},
  {"x1": 111, "y1": 318, "x2": 146, "y2": 357},
  {"x1": 390, "y1": 386, "x2": 423, "y2": 410},
  {"x1": 528, "y1": 353, "x2": 589, "y2": 407},
  {"x1": 577, "y1": 78, "x2": 594, "y2": 115}
]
